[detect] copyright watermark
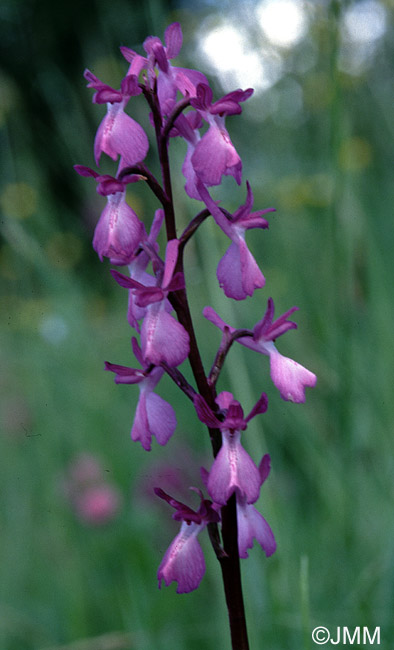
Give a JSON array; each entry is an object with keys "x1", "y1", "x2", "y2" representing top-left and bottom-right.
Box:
[{"x1": 312, "y1": 627, "x2": 381, "y2": 645}]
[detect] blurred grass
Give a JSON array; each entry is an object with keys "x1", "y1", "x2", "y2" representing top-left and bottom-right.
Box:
[{"x1": 1, "y1": 0, "x2": 394, "y2": 648}]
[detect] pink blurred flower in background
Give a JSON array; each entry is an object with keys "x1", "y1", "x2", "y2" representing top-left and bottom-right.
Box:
[{"x1": 63, "y1": 453, "x2": 121, "y2": 526}]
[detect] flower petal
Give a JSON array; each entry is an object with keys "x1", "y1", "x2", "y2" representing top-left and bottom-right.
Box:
[
  {"x1": 141, "y1": 303, "x2": 189, "y2": 367},
  {"x1": 239, "y1": 237, "x2": 265, "y2": 296},
  {"x1": 145, "y1": 391, "x2": 177, "y2": 446},
  {"x1": 158, "y1": 521, "x2": 205, "y2": 593},
  {"x1": 268, "y1": 344, "x2": 317, "y2": 403},
  {"x1": 131, "y1": 391, "x2": 152, "y2": 451},
  {"x1": 162, "y1": 239, "x2": 180, "y2": 289},
  {"x1": 207, "y1": 430, "x2": 261, "y2": 505},
  {"x1": 191, "y1": 123, "x2": 241, "y2": 187},
  {"x1": 93, "y1": 193, "x2": 143, "y2": 264},
  {"x1": 237, "y1": 499, "x2": 276, "y2": 558},
  {"x1": 164, "y1": 22, "x2": 183, "y2": 59},
  {"x1": 94, "y1": 102, "x2": 149, "y2": 167},
  {"x1": 216, "y1": 238, "x2": 264, "y2": 300},
  {"x1": 217, "y1": 242, "x2": 246, "y2": 300}
]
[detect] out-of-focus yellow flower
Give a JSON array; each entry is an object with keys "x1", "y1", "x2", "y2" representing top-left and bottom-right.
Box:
[
  {"x1": 338, "y1": 136, "x2": 372, "y2": 172},
  {"x1": 45, "y1": 232, "x2": 83, "y2": 269},
  {"x1": 0, "y1": 183, "x2": 37, "y2": 219},
  {"x1": 276, "y1": 173, "x2": 334, "y2": 211},
  {"x1": 3, "y1": 295, "x2": 49, "y2": 330}
]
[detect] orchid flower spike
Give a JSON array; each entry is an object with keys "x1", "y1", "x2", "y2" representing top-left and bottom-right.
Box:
[
  {"x1": 194, "y1": 391, "x2": 268, "y2": 505},
  {"x1": 204, "y1": 298, "x2": 317, "y2": 402},
  {"x1": 105, "y1": 338, "x2": 176, "y2": 451},
  {"x1": 155, "y1": 487, "x2": 220, "y2": 593}
]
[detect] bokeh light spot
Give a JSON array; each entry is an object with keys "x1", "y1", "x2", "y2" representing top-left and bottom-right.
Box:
[
  {"x1": 199, "y1": 24, "x2": 246, "y2": 73},
  {"x1": 197, "y1": 19, "x2": 283, "y2": 93},
  {"x1": 343, "y1": 1, "x2": 387, "y2": 43},
  {"x1": 256, "y1": 0, "x2": 308, "y2": 48},
  {"x1": 39, "y1": 314, "x2": 69, "y2": 344}
]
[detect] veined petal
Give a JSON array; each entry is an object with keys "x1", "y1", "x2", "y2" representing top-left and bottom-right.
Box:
[
  {"x1": 131, "y1": 382, "x2": 175, "y2": 451},
  {"x1": 162, "y1": 239, "x2": 180, "y2": 289},
  {"x1": 145, "y1": 391, "x2": 177, "y2": 446},
  {"x1": 131, "y1": 391, "x2": 152, "y2": 451},
  {"x1": 239, "y1": 236, "x2": 265, "y2": 296},
  {"x1": 94, "y1": 113, "x2": 118, "y2": 163},
  {"x1": 267, "y1": 342, "x2": 317, "y2": 403},
  {"x1": 158, "y1": 521, "x2": 205, "y2": 593},
  {"x1": 110, "y1": 109, "x2": 149, "y2": 166},
  {"x1": 191, "y1": 123, "x2": 241, "y2": 187},
  {"x1": 164, "y1": 22, "x2": 183, "y2": 59},
  {"x1": 207, "y1": 430, "x2": 261, "y2": 505},
  {"x1": 157, "y1": 70, "x2": 178, "y2": 115},
  {"x1": 237, "y1": 498, "x2": 276, "y2": 558},
  {"x1": 217, "y1": 238, "x2": 264, "y2": 300},
  {"x1": 94, "y1": 102, "x2": 149, "y2": 167},
  {"x1": 174, "y1": 68, "x2": 209, "y2": 98},
  {"x1": 93, "y1": 192, "x2": 143, "y2": 264},
  {"x1": 182, "y1": 142, "x2": 201, "y2": 200},
  {"x1": 191, "y1": 125, "x2": 227, "y2": 186},
  {"x1": 141, "y1": 302, "x2": 189, "y2": 367},
  {"x1": 217, "y1": 242, "x2": 246, "y2": 300}
]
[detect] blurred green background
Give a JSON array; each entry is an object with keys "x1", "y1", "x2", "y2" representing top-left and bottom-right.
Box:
[{"x1": 1, "y1": 0, "x2": 394, "y2": 648}]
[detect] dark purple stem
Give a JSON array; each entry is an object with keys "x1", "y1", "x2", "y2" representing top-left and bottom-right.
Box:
[
  {"x1": 179, "y1": 208, "x2": 211, "y2": 250},
  {"x1": 208, "y1": 329, "x2": 254, "y2": 389},
  {"x1": 118, "y1": 162, "x2": 167, "y2": 207},
  {"x1": 160, "y1": 362, "x2": 197, "y2": 402},
  {"x1": 162, "y1": 96, "x2": 191, "y2": 141},
  {"x1": 142, "y1": 84, "x2": 177, "y2": 240}
]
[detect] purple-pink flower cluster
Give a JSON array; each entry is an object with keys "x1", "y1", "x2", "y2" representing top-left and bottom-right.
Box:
[{"x1": 76, "y1": 22, "x2": 316, "y2": 595}]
